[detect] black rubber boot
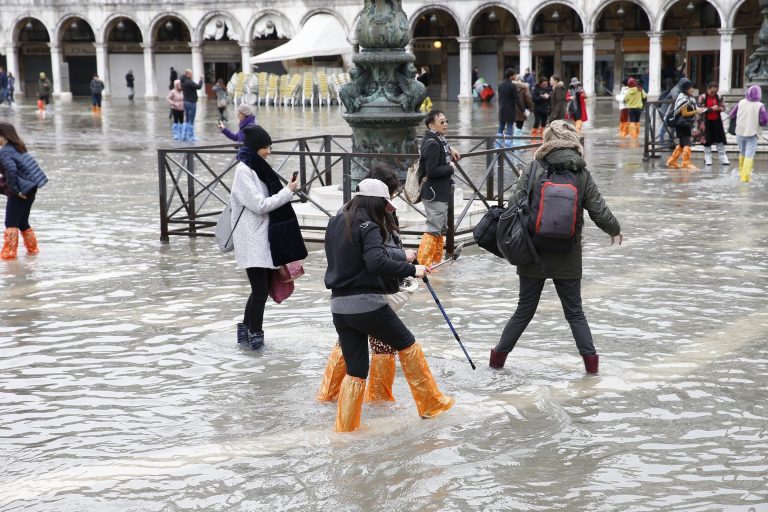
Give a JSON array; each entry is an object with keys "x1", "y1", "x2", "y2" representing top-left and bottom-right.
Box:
[
  {"x1": 248, "y1": 330, "x2": 265, "y2": 350},
  {"x1": 237, "y1": 323, "x2": 248, "y2": 345}
]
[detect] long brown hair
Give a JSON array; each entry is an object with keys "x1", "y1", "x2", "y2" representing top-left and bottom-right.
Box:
[
  {"x1": 344, "y1": 195, "x2": 397, "y2": 243},
  {"x1": 0, "y1": 123, "x2": 27, "y2": 153}
]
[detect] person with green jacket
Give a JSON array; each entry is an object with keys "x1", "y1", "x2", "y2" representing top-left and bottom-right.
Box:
[
  {"x1": 623, "y1": 78, "x2": 647, "y2": 139},
  {"x1": 489, "y1": 120, "x2": 623, "y2": 374}
]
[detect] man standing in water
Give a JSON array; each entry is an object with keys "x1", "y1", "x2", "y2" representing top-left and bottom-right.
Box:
[
  {"x1": 125, "y1": 70, "x2": 135, "y2": 102},
  {"x1": 179, "y1": 69, "x2": 204, "y2": 142}
]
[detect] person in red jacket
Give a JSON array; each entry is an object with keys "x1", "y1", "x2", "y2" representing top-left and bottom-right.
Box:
[{"x1": 566, "y1": 77, "x2": 588, "y2": 133}]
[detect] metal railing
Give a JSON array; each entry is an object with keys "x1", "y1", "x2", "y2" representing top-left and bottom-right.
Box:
[
  {"x1": 643, "y1": 100, "x2": 676, "y2": 161},
  {"x1": 157, "y1": 134, "x2": 542, "y2": 253}
]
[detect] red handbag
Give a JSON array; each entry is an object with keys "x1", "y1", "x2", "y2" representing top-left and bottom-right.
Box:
[
  {"x1": 268, "y1": 261, "x2": 304, "y2": 304},
  {"x1": 277, "y1": 261, "x2": 304, "y2": 283}
]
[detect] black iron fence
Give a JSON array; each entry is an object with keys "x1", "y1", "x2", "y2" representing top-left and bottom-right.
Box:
[
  {"x1": 643, "y1": 100, "x2": 676, "y2": 161},
  {"x1": 157, "y1": 134, "x2": 542, "y2": 253}
]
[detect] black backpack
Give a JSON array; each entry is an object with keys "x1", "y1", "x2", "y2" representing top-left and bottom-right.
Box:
[
  {"x1": 528, "y1": 162, "x2": 581, "y2": 253},
  {"x1": 472, "y1": 205, "x2": 505, "y2": 258},
  {"x1": 496, "y1": 163, "x2": 540, "y2": 267}
]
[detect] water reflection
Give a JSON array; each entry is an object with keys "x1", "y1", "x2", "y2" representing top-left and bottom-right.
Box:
[{"x1": 0, "y1": 99, "x2": 766, "y2": 511}]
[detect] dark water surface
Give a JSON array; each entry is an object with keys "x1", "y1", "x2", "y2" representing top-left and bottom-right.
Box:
[{"x1": 0, "y1": 99, "x2": 766, "y2": 511}]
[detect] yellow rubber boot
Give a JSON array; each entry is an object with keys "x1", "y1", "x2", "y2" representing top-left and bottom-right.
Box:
[
  {"x1": 1, "y1": 228, "x2": 19, "y2": 260},
  {"x1": 417, "y1": 233, "x2": 439, "y2": 267},
  {"x1": 666, "y1": 146, "x2": 682, "y2": 168},
  {"x1": 334, "y1": 375, "x2": 366, "y2": 432},
  {"x1": 21, "y1": 228, "x2": 39, "y2": 255},
  {"x1": 365, "y1": 353, "x2": 396, "y2": 402},
  {"x1": 741, "y1": 157, "x2": 754, "y2": 182},
  {"x1": 681, "y1": 146, "x2": 698, "y2": 170},
  {"x1": 317, "y1": 344, "x2": 347, "y2": 402},
  {"x1": 398, "y1": 343, "x2": 455, "y2": 419},
  {"x1": 738, "y1": 155, "x2": 745, "y2": 179}
]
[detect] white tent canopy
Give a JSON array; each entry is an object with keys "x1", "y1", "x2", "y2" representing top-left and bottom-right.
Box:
[{"x1": 249, "y1": 14, "x2": 352, "y2": 65}]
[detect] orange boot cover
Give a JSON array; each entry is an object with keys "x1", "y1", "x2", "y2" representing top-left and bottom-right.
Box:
[
  {"x1": 681, "y1": 146, "x2": 698, "y2": 170},
  {"x1": 398, "y1": 343, "x2": 455, "y2": 419},
  {"x1": 334, "y1": 375, "x2": 366, "y2": 432},
  {"x1": 317, "y1": 343, "x2": 347, "y2": 402},
  {"x1": 417, "y1": 233, "x2": 439, "y2": 267},
  {"x1": 21, "y1": 228, "x2": 39, "y2": 255},
  {"x1": 433, "y1": 236, "x2": 445, "y2": 265},
  {"x1": 37, "y1": 100, "x2": 44, "y2": 111},
  {"x1": 365, "y1": 353, "x2": 396, "y2": 402},
  {"x1": 666, "y1": 146, "x2": 682, "y2": 168},
  {"x1": 1, "y1": 228, "x2": 19, "y2": 260},
  {"x1": 574, "y1": 120, "x2": 583, "y2": 133}
]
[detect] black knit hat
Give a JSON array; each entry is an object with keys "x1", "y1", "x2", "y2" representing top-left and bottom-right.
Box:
[{"x1": 243, "y1": 125, "x2": 272, "y2": 151}]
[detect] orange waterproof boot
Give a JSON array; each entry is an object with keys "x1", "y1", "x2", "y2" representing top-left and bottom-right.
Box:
[
  {"x1": 365, "y1": 353, "x2": 396, "y2": 402},
  {"x1": 334, "y1": 375, "x2": 366, "y2": 432},
  {"x1": 619, "y1": 122, "x2": 627, "y2": 137},
  {"x1": 317, "y1": 344, "x2": 347, "y2": 401},
  {"x1": 21, "y1": 228, "x2": 39, "y2": 255},
  {"x1": 666, "y1": 146, "x2": 683, "y2": 168},
  {"x1": 681, "y1": 146, "x2": 698, "y2": 170},
  {"x1": 1, "y1": 228, "x2": 19, "y2": 260},
  {"x1": 433, "y1": 236, "x2": 445, "y2": 265},
  {"x1": 398, "y1": 343, "x2": 455, "y2": 419},
  {"x1": 417, "y1": 233, "x2": 439, "y2": 267}
]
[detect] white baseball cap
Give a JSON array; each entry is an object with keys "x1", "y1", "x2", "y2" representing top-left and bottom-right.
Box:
[{"x1": 356, "y1": 178, "x2": 397, "y2": 211}]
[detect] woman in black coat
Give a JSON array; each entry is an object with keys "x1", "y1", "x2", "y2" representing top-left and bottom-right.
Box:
[
  {"x1": 324, "y1": 178, "x2": 454, "y2": 432},
  {"x1": 531, "y1": 77, "x2": 552, "y2": 137}
]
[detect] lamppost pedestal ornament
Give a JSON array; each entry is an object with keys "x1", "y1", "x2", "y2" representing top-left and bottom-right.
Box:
[
  {"x1": 340, "y1": 0, "x2": 426, "y2": 185},
  {"x1": 746, "y1": 0, "x2": 768, "y2": 106}
]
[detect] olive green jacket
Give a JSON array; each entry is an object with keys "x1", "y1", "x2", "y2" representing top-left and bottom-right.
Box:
[{"x1": 512, "y1": 148, "x2": 620, "y2": 280}]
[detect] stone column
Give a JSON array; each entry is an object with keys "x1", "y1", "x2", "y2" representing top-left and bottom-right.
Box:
[
  {"x1": 457, "y1": 37, "x2": 472, "y2": 101},
  {"x1": 553, "y1": 37, "x2": 563, "y2": 78},
  {"x1": 95, "y1": 42, "x2": 110, "y2": 96},
  {"x1": 5, "y1": 45, "x2": 20, "y2": 94},
  {"x1": 648, "y1": 32, "x2": 662, "y2": 98},
  {"x1": 518, "y1": 36, "x2": 532, "y2": 77},
  {"x1": 48, "y1": 43, "x2": 65, "y2": 98},
  {"x1": 190, "y1": 42, "x2": 205, "y2": 98},
  {"x1": 142, "y1": 43, "x2": 157, "y2": 99},
  {"x1": 240, "y1": 42, "x2": 252, "y2": 73},
  {"x1": 581, "y1": 33, "x2": 595, "y2": 95},
  {"x1": 718, "y1": 29, "x2": 735, "y2": 94},
  {"x1": 613, "y1": 36, "x2": 623, "y2": 93}
]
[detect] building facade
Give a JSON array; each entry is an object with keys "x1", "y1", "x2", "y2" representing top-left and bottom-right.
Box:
[{"x1": 0, "y1": 0, "x2": 760, "y2": 101}]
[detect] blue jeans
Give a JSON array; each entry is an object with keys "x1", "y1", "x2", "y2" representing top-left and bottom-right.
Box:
[
  {"x1": 183, "y1": 101, "x2": 197, "y2": 124},
  {"x1": 497, "y1": 121, "x2": 514, "y2": 137},
  {"x1": 737, "y1": 135, "x2": 758, "y2": 159},
  {"x1": 91, "y1": 93, "x2": 102, "y2": 107}
]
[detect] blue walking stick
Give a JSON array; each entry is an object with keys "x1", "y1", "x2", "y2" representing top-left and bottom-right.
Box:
[{"x1": 419, "y1": 243, "x2": 476, "y2": 370}]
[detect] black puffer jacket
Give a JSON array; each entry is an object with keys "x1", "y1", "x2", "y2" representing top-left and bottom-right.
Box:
[
  {"x1": 324, "y1": 209, "x2": 416, "y2": 297},
  {"x1": 419, "y1": 130, "x2": 453, "y2": 203}
]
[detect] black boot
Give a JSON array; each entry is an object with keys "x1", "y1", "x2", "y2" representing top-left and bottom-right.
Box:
[
  {"x1": 237, "y1": 323, "x2": 248, "y2": 345},
  {"x1": 248, "y1": 330, "x2": 265, "y2": 350}
]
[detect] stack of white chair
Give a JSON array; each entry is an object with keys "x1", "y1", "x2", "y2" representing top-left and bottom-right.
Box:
[{"x1": 301, "y1": 72, "x2": 314, "y2": 106}]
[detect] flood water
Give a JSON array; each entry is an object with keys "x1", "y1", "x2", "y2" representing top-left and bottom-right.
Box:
[{"x1": 1, "y1": 98, "x2": 767, "y2": 511}]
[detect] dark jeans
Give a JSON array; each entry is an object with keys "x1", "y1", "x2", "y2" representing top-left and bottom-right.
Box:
[
  {"x1": 676, "y1": 125, "x2": 692, "y2": 147},
  {"x1": 498, "y1": 121, "x2": 514, "y2": 136},
  {"x1": 333, "y1": 305, "x2": 416, "y2": 379},
  {"x1": 183, "y1": 101, "x2": 197, "y2": 124},
  {"x1": 534, "y1": 112, "x2": 548, "y2": 128},
  {"x1": 628, "y1": 108, "x2": 643, "y2": 122},
  {"x1": 171, "y1": 110, "x2": 184, "y2": 123},
  {"x1": 243, "y1": 267, "x2": 269, "y2": 333},
  {"x1": 494, "y1": 276, "x2": 596, "y2": 356},
  {"x1": 92, "y1": 93, "x2": 102, "y2": 107},
  {"x1": 5, "y1": 188, "x2": 36, "y2": 230}
]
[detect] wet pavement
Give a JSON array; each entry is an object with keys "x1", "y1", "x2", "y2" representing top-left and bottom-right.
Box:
[{"x1": 0, "y1": 98, "x2": 767, "y2": 511}]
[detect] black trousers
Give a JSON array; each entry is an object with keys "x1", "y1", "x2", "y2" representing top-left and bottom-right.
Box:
[
  {"x1": 333, "y1": 305, "x2": 416, "y2": 379},
  {"x1": 494, "y1": 277, "x2": 596, "y2": 356},
  {"x1": 243, "y1": 267, "x2": 269, "y2": 333},
  {"x1": 5, "y1": 188, "x2": 36, "y2": 230},
  {"x1": 171, "y1": 110, "x2": 184, "y2": 123},
  {"x1": 534, "y1": 112, "x2": 548, "y2": 128}
]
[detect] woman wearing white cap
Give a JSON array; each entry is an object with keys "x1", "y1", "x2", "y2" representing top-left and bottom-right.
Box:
[{"x1": 323, "y1": 178, "x2": 455, "y2": 432}]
